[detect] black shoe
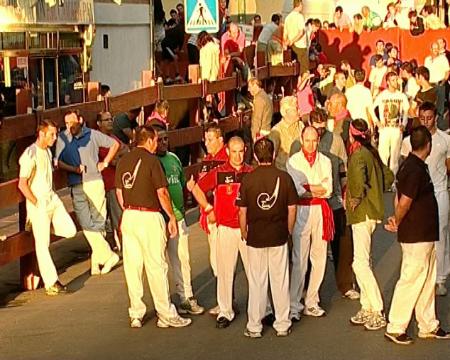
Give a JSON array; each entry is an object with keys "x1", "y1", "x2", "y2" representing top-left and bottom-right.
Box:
[
  {"x1": 384, "y1": 332, "x2": 414, "y2": 345},
  {"x1": 216, "y1": 316, "x2": 231, "y2": 329},
  {"x1": 262, "y1": 313, "x2": 275, "y2": 327}
]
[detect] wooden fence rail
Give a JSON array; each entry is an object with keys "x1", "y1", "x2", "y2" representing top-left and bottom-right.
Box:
[{"x1": 0, "y1": 62, "x2": 299, "y2": 290}]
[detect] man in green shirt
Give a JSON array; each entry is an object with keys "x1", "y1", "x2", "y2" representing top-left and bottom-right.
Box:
[{"x1": 154, "y1": 124, "x2": 204, "y2": 315}]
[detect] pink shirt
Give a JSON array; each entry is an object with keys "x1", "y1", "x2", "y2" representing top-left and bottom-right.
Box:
[
  {"x1": 220, "y1": 30, "x2": 245, "y2": 55},
  {"x1": 297, "y1": 85, "x2": 314, "y2": 116}
]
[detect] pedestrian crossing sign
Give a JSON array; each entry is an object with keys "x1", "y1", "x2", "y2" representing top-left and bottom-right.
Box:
[{"x1": 185, "y1": 0, "x2": 219, "y2": 34}]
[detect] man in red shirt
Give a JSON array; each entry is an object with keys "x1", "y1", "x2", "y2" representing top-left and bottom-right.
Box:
[
  {"x1": 189, "y1": 136, "x2": 252, "y2": 328},
  {"x1": 188, "y1": 125, "x2": 228, "y2": 315},
  {"x1": 97, "y1": 111, "x2": 128, "y2": 251}
]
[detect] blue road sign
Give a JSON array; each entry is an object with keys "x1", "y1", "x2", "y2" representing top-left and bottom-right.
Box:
[{"x1": 184, "y1": 0, "x2": 219, "y2": 34}]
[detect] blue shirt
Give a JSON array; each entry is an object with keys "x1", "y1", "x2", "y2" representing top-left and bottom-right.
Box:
[{"x1": 56, "y1": 126, "x2": 116, "y2": 186}]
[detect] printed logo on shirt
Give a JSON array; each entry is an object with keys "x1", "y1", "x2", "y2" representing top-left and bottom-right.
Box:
[
  {"x1": 122, "y1": 159, "x2": 142, "y2": 189},
  {"x1": 257, "y1": 177, "x2": 280, "y2": 210}
]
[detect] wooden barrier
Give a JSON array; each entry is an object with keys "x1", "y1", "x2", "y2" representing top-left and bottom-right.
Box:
[{"x1": 0, "y1": 62, "x2": 300, "y2": 290}]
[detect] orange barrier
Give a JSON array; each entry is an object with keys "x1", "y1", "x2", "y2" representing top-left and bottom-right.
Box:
[{"x1": 319, "y1": 28, "x2": 450, "y2": 73}]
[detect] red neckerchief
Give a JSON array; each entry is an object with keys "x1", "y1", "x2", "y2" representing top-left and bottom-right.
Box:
[
  {"x1": 335, "y1": 109, "x2": 350, "y2": 123},
  {"x1": 348, "y1": 142, "x2": 362, "y2": 156},
  {"x1": 302, "y1": 148, "x2": 317, "y2": 167}
]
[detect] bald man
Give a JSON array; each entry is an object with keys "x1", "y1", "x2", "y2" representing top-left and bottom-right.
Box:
[
  {"x1": 190, "y1": 137, "x2": 253, "y2": 329},
  {"x1": 287, "y1": 127, "x2": 333, "y2": 320},
  {"x1": 327, "y1": 93, "x2": 352, "y2": 146}
]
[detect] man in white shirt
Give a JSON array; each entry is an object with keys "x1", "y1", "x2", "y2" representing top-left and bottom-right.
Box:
[
  {"x1": 400, "y1": 102, "x2": 450, "y2": 297},
  {"x1": 333, "y1": 6, "x2": 352, "y2": 30},
  {"x1": 283, "y1": 0, "x2": 308, "y2": 75},
  {"x1": 369, "y1": 55, "x2": 388, "y2": 99},
  {"x1": 400, "y1": 62, "x2": 420, "y2": 101},
  {"x1": 346, "y1": 69, "x2": 377, "y2": 129},
  {"x1": 424, "y1": 42, "x2": 450, "y2": 130},
  {"x1": 18, "y1": 120, "x2": 77, "y2": 295},
  {"x1": 374, "y1": 71, "x2": 410, "y2": 176},
  {"x1": 287, "y1": 127, "x2": 333, "y2": 321}
]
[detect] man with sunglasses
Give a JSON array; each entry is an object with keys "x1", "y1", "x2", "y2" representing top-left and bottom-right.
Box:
[
  {"x1": 97, "y1": 111, "x2": 129, "y2": 251},
  {"x1": 152, "y1": 123, "x2": 205, "y2": 316}
]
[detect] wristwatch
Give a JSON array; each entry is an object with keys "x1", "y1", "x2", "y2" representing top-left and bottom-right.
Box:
[{"x1": 104, "y1": 162, "x2": 109, "y2": 168}]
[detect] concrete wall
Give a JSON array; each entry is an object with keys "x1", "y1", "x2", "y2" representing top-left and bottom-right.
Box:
[{"x1": 91, "y1": 3, "x2": 150, "y2": 94}]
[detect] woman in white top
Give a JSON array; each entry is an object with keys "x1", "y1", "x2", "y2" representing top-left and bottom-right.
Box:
[{"x1": 198, "y1": 31, "x2": 220, "y2": 82}]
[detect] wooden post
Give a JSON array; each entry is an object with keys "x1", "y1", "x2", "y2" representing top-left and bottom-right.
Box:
[
  {"x1": 141, "y1": 70, "x2": 154, "y2": 87},
  {"x1": 17, "y1": 137, "x2": 40, "y2": 290},
  {"x1": 188, "y1": 65, "x2": 201, "y2": 84},
  {"x1": 87, "y1": 82, "x2": 100, "y2": 102},
  {"x1": 188, "y1": 77, "x2": 201, "y2": 164}
]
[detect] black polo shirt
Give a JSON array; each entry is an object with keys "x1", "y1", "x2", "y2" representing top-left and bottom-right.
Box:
[
  {"x1": 235, "y1": 165, "x2": 298, "y2": 248},
  {"x1": 396, "y1": 153, "x2": 438, "y2": 243},
  {"x1": 115, "y1": 147, "x2": 168, "y2": 210}
]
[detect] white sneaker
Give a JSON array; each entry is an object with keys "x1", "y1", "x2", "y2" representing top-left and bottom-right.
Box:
[
  {"x1": 101, "y1": 253, "x2": 120, "y2": 275},
  {"x1": 303, "y1": 306, "x2": 326, "y2": 317},
  {"x1": 157, "y1": 315, "x2": 192, "y2": 328},
  {"x1": 436, "y1": 283, "x2": 448, "y2": 296},
  {"x1": 208, "y1": 305, "x2": 220, "y2": 316},
  {"x1": 343, "y1": 289, "x2": 360, "y2": 300},
  {"x1": 130, "y1": 318, "x2": 142, "y2": 328}
]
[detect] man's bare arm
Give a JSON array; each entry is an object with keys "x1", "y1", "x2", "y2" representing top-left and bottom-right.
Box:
[{"x1": 18, "y1": 178, "x2": 37, "y2": 206}]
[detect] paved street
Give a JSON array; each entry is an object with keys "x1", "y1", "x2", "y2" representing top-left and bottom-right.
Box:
[{"x1": 0, "y1": 194, "x2": 449, "y2": 360}]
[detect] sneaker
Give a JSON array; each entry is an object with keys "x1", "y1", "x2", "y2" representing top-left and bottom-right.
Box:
[
  {"x1": 179, "y1": 297, "x2": 205, "y2": 315},
  {"x1": 130, "y1": 318, "x2": 143, "y2": 328},
  {"x1": 216, "y1": 316, "x2": 231, "y2": 329},
  {"x1": 303, "y1": 306, "x2": 326, "y2": 317},
  {"x1": 244, "y1": 328, "x2": 262, "y2": 338},
  {"x1": 364, "y1": 312, "x2": 387, "y2": 331},
  {"x1": 290, "y1": 314, "x2": 301, "y2": 323},
  {"x1": 45, "y1": 281, "x2": 68, "y2": 296},
  {"x1": 101, "y1": 253, "x2": 120, "y2": 275},
  {"x1": 384, "y1": 332, "x2": 414, "y2": 345},
  {"x1": 350, "y1": 309, "x2": 372, "y2": 325},
  {"x1": 276, "y1": 328, "x2": 292, "y2": 337},
  {"x1": 343, "y1": 289, "x2": 360, "y2": 300},
  {"x1": 418, "y1": 327, "x2": 450, "y2": 340},
  {"x1": 156, "y1": 314, "x2": 192, "y2": 328},
  {"x1": 208, "y1": 305, "x2": 220, "y2": 316},
  {"x1": 436, "y1": 283, "x2": 448, "y2": 296}
]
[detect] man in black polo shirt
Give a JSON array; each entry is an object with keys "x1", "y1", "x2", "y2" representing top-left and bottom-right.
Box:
[
  {"x1": 384, "y1": 126, "x2": 450, "y2": 345},
  {"x1": 115, "y1": 125, "x2": 191, "y2": 329},
  {"x1": 236, "y1": 138, "x2": 298, "y2": 338}
]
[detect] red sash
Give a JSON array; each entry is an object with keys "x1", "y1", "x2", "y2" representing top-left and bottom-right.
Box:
[{"x1": 298, "y1": 197, "x2": 335, "y2": 242}]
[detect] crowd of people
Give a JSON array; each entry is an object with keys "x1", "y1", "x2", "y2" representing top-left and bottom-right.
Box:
[
  {"x1": 153, "y1": 0, "x2": 449, "y2": 85},
  {"x1": 14, "y1": 0, "x2": 450, "y2": 348}
]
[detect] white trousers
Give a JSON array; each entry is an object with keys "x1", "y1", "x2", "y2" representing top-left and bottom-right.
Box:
[
  {"x1": 121, "y1": 210, "x2": 178, "y2": 320},
  {"x1": 167, "y1": 219, "x2": 194, "y2": 302},
  {"x1": 290, "y1": 205, "x2": 327, "y2": 316},
  {"x1": 216, "y1": 225, "x2": 249, "y2": 321},
  {"x1": 387, "y1": 242, "x2": 440, "y2": 334},
  {"x1": 207, "y1": 222, "x2": 218, "y2": 277},
  {"x1": 352, "y1": 219, "x2": 384, "y2": 312},
  {"x1": 247, "y1": 244, "x2": 291, "y2": 333},
  {"x1": 378, "y1": 126, "x2": 402, "y2": 175},
  {"x1": 27, "y1": 193, "x2": 77, "y2": 288},
  {"x1": 435, "y1": 190, "x2": 450, "y2": 283},
  {"x1": 71, "y1": 180, "x2": 115, "y2": 267}
]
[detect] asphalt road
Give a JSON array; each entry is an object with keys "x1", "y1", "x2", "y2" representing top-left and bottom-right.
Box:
[{"x1": 0, "y1": 195, "x2": 449, "y2": 360}]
